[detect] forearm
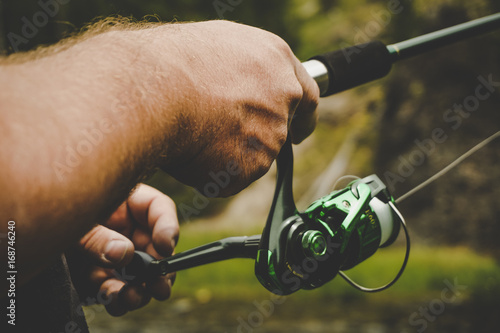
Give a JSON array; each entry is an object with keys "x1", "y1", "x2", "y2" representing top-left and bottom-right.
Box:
[
  {"x1": 0, "y1": 26, "x2": 179, "y2": 284},
  {"x1": 0, "y1": 19, "x2": 320, "y2": 288}
]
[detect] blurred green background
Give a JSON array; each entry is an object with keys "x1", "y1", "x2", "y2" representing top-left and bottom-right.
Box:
[{"x1": 2, "y1": 0, "x2": 499, "y2": 332}]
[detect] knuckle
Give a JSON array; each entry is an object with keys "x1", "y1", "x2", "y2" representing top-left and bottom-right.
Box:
[
  {"x1": 284, "y1": 81, "x2": 304, "y2": 111},
  {"x1": 302, "y1": 83, "x2": 320, "y2": 113},
  {"x1": 79, "y1": 226, "x2": 101, "y2": 251},
  {"x1": 306, "y1": 90, "x2": 320, "y2": 111},
  {"x1": 171, "y1": 222, "x2": 180, "y2": 237},
  {"x1": 163, "y1": 195, "x2": 177, "y2": 213},
  {"x1": 269, "y1": 33, "x2": 294, "y2": 57},
  {"x1": 310, "y1": 83, "x2": 320, "y2": 106}
]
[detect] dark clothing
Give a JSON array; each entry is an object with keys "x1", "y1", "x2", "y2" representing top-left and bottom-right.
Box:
[{"x1": 4, "y1": 254, "x2": 89, "y2": 333}]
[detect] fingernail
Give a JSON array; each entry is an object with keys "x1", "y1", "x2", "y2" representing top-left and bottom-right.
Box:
[{"x1": 104, "y1": 240, "x2": 129, "y2": 264}]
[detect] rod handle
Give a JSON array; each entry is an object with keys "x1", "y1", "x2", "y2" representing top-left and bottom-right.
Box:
[{"x1": 307, "y1": 40, "x2": 393, "y2": 96}]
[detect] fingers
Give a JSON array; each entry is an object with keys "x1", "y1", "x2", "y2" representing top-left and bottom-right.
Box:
[
  {"x1": 100, "y1": 278, "x2": 151, "y2": 317},
  {"x1": 81, "y1": 184, "x2": 179, "y2": 316},
  {"x1": 127, "y1": 184, "x2": 180, "y2": 257},
  {"x1": 78, "y1": 224, "x2": 135, "y2": 268},
  {"x1": 96, "y1": 270, "x2": 174, "y2": 316},
  {"x1": 100, "y1": 276, "x2": 175, "y2": 316},
  {"x1": 147, "y1": 273, "x2": 175, "y2": 301},
  {"x1": 290, "y1": 59, "x2": 320, "y2": 144}
]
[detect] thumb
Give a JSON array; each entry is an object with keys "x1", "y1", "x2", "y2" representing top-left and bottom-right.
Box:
[{"x1": 79, "y1": 225, "x2": 135, "y2": 268}]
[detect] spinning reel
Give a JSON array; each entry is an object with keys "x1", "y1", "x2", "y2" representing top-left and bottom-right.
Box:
[
  {"x1": 254, "y1": 139, "x2": 409, "y2": 295},
  {"x1": 121, "y1": 139, "x2": 409, "y2": 295},
  {"x1": 120, "y1": 12, "x2": 500, "y2": 295}
]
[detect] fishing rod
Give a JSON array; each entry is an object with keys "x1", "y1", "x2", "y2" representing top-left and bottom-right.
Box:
[
  {"x1": 118, "y1": 12, "x2": 500, "y2": 295},
  {"x1": 302, "y1": 12, "x2": 500, "y2": 96}
]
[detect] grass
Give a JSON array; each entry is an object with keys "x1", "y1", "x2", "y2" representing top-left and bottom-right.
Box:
[{"x1": 87, "y1": 226, "x2": 500, "y2": 332}]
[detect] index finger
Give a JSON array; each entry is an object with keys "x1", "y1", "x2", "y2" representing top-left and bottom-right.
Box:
[
  {"x1": 290, "y1": 59, "x2": 320, "y2": 144},
  {"x1": 127, "y1": 184, "x2": 180, "y2": 257}
]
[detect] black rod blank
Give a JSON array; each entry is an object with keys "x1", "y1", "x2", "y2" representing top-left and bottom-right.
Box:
[{"x1": 388, "y1": 12, "x2": 500, "y2": 61}]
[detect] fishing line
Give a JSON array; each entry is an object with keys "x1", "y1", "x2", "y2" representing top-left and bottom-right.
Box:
[
  {"x1": 332, "y1": 174, "x2": 360, "y2": 190},
  {"x1": 396, "y1": 130, "x2": 500, "y2": 204}
]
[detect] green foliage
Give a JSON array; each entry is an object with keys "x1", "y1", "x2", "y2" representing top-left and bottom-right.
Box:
[{"x1": 88, "y1": 227, "x2": 500, "y2": 331}]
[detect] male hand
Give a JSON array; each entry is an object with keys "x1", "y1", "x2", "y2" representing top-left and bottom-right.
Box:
[
  {"x1": 150, "y1": 21, "x2": 320, "y2": 196},
  {"x1": 68, "y1": 184, "x2": 179, "y2": 316},
  {"x1": 0, "y1": 19, "x2": 318, "y2": 292}
]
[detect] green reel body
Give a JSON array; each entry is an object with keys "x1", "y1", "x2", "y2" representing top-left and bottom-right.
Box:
[{"x1": 255, "y1": 141, "x2": 405, "y2": 295}]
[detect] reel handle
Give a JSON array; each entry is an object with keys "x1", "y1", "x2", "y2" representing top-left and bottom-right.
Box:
[
  {"x1": 117, "y1": 251, "x2": 160, "y2": 284},
  {"x1": 117, "y1": 236, "x2": 261, "y2": 284}
]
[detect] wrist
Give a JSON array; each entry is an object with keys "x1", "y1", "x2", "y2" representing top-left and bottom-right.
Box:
[{"x1": 118, "y1": 24, "x2": 207, "y2": 169}]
